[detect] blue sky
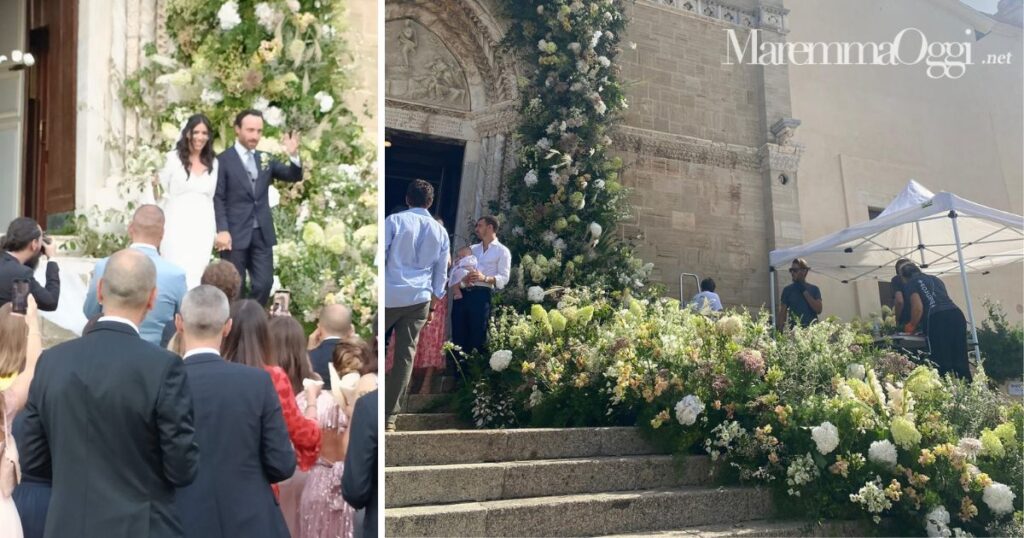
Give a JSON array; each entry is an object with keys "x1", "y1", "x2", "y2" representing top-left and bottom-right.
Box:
[{"x1": 960, "y1": 0, "x2": 998, "y2": 14}]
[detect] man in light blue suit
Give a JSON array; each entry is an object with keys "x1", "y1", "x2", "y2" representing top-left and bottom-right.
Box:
[{"x1": 85, "y1": 205, "x2": 187, "y2": 346}]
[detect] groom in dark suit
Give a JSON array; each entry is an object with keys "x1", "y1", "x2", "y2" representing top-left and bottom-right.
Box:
[
  {"x1": 214, "y1": 109, "x2": 303, "y2": 306},
  {"x1": 19, "y1": 248, "x2": 200, "y2": 537}
]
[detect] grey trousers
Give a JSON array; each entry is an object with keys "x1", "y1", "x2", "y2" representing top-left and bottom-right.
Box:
[{"x1": 384, "y1": 301, "x2": 430, "y2": 426}]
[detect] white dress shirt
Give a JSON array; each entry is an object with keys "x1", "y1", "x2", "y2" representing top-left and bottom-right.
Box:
[
  {"x1": 182, "y1": 347, "x2": 221, "y2": 360},
  {"x1": 97, "y1": 316, "x2": 140, "y2": 335},
  {"x1": 470, "y1": 238, "x2": 511, "y2": 290},
  {"x1": 233, "y1": 140, "x2": 301, "y2": 168}
]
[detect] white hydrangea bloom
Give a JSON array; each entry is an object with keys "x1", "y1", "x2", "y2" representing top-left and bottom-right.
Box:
[
  {"x1": 252, "y1": 97, "x2": 270, "y2": 111},
  {"x1": 314, "y1": 91, "x2": 335, "y2": 113},
  {"x1": 846, "y1": 363, "x2": 866, "y2": 380},
  {"x1": 589, "y1": 222, "x2": 603, "y2": 238},
  {"x1": 524, "y1": 169, "x2": 538, "y2": 186},
  {"x1": 868, "y1": 439, "x2": 898, "y2": 468},
  {"x1": 217, "y1": 1, "x2": 242, "y2": 30},
  {"x1": 489, "y1": 350, "x2": 513, "y2": 372},
  {"x1": 263, "y1": 106, "x2": 286, "y2": 127},
  {"x1": 527, "y1": 286, "x2": 545, "y2": 303},
  {"x1": 983, "y1": 482, "x2": 1016, "y2": 515},
  {"x1": 811, "y1": 422, "x2": 840, "y2": 455},
  {"x1": 958, "y1": 437, "x2": 982, "y2": 460},
  {"x1": 200, "y1": 88, "x2": 223, "y2": 105},
  {"x1": 674, "y1": 395, "x2": 703, "y2": 426},
  {"x1": 254, "y1": 2, "x2": 281, "y2": 32},
  {"x1": 925, "y1": 505, "x2": 951, "y2": 537}
]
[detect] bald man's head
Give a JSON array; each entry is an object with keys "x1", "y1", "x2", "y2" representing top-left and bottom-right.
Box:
[
  {"x1": 318, "y1": 303, "x2": 354, "y2": 338},
  {"x1": 99, "y1": 248, "x2": 157, "y2": 311},
  {"x1": 128, "y1": 204, "x2": 166, "y2": 246}
]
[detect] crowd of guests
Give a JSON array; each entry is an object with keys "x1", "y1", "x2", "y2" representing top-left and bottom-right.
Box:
[
  {"x1": 383, "y1": 179, "x2": 511, "y2": 431},
  {"x1": 0, "y1": 213, "x2": 378, "y2": 538}
]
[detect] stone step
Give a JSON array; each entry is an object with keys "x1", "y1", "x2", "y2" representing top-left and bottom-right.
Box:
[
  {"x1": 395, "y1": 413, "x2": 466, "y2": 431},
  {"x1": 603, "y1": 519, "x2": 868, "y2": 537},
  {"x1": 385, "y1": 427, "x2": 661, "y2": 467},
  {"x1": 402, "y1": 393, "x2": 452, "y2": 413},
  {"x1": 386, "y1": 454, "x2": 714, "y2": 508},
  {"x1": 385, "y1": 486, "x2": 773, "y2": 537}
]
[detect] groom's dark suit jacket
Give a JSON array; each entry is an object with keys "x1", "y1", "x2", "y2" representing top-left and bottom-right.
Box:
[
  {"x1": 176, "y1": 352, "x2": 295, "y2": 538},
  {"x1": 19, "y1": 320, "x2": 200, "y2": 538},
  {"x1": 214, "y1": 146, "x2": 303, "y2": 250}
]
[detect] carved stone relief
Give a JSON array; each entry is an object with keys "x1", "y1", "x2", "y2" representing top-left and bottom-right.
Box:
[{"x1": 386, "y1": 19, "x2": 472, "y2": 111}]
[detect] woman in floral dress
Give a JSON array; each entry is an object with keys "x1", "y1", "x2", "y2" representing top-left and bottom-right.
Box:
[{"x1": 298, "y1": 338, "x2": 372, "y2": 538}]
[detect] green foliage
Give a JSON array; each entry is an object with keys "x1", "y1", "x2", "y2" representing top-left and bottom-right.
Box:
[
  {"x1": 493, "y1": 0, "x2": 652, "y2": 307},
  {"x1": 977, "y1": 300, "x2": 1024, "y2": 383},
  {"x1": 458, "y1": 290, "x2": 1024, "y2": 535},
  {"x1": 98, "y1": 0, "x2": 376, "y2": 330}
]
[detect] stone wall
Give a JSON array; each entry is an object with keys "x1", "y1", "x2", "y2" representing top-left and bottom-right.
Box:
[{"x1": 616, "y1": 0, "x2": 791, "y2": 308}]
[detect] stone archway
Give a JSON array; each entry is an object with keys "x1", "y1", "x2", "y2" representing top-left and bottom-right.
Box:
[{"x1": 384, "y1": 0, "x2": 519, "y2": 247}]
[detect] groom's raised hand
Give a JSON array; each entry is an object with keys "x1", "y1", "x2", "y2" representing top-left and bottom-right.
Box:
[{"x1": 283, "y1": 131, "x2": 300, "y2": 157}]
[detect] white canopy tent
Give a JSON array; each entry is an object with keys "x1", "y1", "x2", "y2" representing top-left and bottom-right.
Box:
[{"x1": 768, "y1": 180, "x2": 1024, "y2": 358}]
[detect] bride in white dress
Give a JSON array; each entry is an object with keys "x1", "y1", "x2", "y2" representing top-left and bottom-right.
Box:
[{"x1": 155, "y1": 114, "x2": 218, "y2": 289}]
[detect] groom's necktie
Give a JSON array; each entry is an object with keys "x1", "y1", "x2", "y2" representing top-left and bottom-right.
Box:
[{"x1": 245, "y1": 150, "x2": 260, "y2": 229}]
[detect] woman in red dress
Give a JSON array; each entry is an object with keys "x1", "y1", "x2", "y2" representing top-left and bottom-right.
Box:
[{"x1": 223, "y1": 300, "x2": 322, "y2": 489}]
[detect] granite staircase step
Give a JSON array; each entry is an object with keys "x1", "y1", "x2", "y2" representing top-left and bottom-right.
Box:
[
  {"x1": 385, "y1": 427, "x2": 660, "y2": 467},
  {"x1": 386, "y1": 454, "x2": 713, "y2": 508},
  {"x1": 394, "y1": 412, "x2": 466, "y2": 431},
  {"x1": 385, "y1": 486, "x2": 774, "y2": 537}
]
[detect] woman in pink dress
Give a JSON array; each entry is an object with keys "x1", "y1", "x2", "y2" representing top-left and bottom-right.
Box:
[{"x1": 298, "y1": 338, "x2": 372, "y2": 538}]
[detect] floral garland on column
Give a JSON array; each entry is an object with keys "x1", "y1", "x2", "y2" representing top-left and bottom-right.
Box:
[
  {"x1": 495, "y1": 0, "x2": 652, "y2": 305},
  {"x1": 118, "y1": 0, "x2": 377, "y2": 329}
]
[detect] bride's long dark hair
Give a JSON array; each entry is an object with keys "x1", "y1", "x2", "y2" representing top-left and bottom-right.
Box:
[{"x1": 176, "y1": 114, "x2": 215, "y2": 177}]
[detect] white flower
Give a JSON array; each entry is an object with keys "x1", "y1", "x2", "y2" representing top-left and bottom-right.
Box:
[
  {"x1": 589, "y1": 222, "x2": 602, "y2": 238},
  {"x1": 263, "y1": 106, "x2": 285, "y2": 127},
  {"x1": 715, "y1": 315, "x2": 743, "y2": 336},
  {"x1": 568, "y1": 42, "x2": 581, "y2": 53},
  {"x1": 527, "y1": 286, "x2": 545, "y2": 303},
  {"x1": 597, "y1": 56, "x2": 611, "y2": 67},
  {"x1": 674, "y1": 395, "x2": 703, "y2": 426},
  {"x1": 524, "y1": 169, "x2": 538, "y2": 187},
  {"x1": 252, "y1": 97, "x2": 270, "y2": 111},
  {"x1": 590, "y1": 30, "x2": 603, "y2": 48},
  {"x1": 846, "y1": 363, "x2": 866, "y2": 380},
  {"x1": 314, "y1": 91, "x2": 334, "y2": 113},
  {"x1": 983, "y1": 482, "x2": 1016, "y2": 515},
  {"x1": 786, "y1": 453, "x2": 820, "y2": 496},
  {"x1": 200, "y1": 88, "x2": 223, "y2": 105},
  {"x1": 286, "y1": 0, "x2": 301, "y2": 12},
  {"x1": 957, "y1": 437, "x2": 983, "y2": 460},
  {"x1": 925, "y1": 506, "x2": 951, "y2": 537},
  {"x1": 321, "y1": 24, "x2": 336, "y2": 39},
  {"x1": 594, "y1": 100, "x2": 607, "y2": 115},
  {"x1": 217, "y1": 1, "x2": 241, "y2": 30},
  {"x1": 512, "y1": 226, "x2": 525, "y2": 236},
  {"x1": 536, "y1": 137, "x2": 552, "y2": 151},
  {"x1": 489, "y1": 350, "x2": 513, "y2": 372},
  {"x1": 553, "y1": 239, "x2": 567, "y2": 251},
  {"x1": 254, "y1": 2, "x2": 281, "y2": 32},
  {"x1": 594, "y1": 179, "x2": 606, "y2": 190},
  {"x1": 868, "y1": 439, "x2": 898, "y2": 468},
  {"x1": 810, "y1": 422, "x2": 840, "y2": 455},
  {"x1": 528, "y1": 385, "x2": 543, "y2": 408}
]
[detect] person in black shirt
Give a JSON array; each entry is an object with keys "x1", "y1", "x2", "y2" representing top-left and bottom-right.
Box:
[
  {"x1": 900, "y1": 262, "x2": 971, "y2": 380},
  {"x1": 0, "y1": 217, "x2": 60, "y2": 311},
  {"x1": 890, "y1": 258, "x2": 912, "y2": 327},
  {"x1": 777, "y1": 258, "x2": 823, "y2": 330}
]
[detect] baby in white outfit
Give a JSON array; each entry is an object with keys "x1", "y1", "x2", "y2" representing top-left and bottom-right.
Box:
[{"x1": 448, "y1": 247, "x2": 478, "y2": 300}]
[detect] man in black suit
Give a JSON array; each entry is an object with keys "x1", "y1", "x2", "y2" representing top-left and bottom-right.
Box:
[
  {"x1": 174, "y1": 285, "x2": 296, "y2": 537},
  {"x1": 19, "y1": 248, "x2": 199, "y2": 537},
  {"x1": 343, "y1": 389, "x2": 378, "y2": 538},
  {"x1": 0, "y1": 217, "x2": 59, "y2": 311},
  {"x1": 214, "y1": 109, "x2": 303, "y2": 306},
  {"x1": 308, "y1": 303, "x2": 356, "y2": 390}
]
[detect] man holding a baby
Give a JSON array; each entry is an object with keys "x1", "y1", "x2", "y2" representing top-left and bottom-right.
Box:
[{"x1": 449, "y1": 215, "x2": 511, "y2": 378}]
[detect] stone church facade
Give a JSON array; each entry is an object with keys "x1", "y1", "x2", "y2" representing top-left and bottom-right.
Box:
[{"x1": 384, "y1": 0, "x2": 1023, "y2": 321}]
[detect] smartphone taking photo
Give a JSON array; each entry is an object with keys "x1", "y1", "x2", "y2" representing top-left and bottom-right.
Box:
[
  {"x1": 271, "y1": 289, "x2": 291, "y2": 317},
  {"x1": 11, "y1": 279, "x2": 30, "y2": 315}
]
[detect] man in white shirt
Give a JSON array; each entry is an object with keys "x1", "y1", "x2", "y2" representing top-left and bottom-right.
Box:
[{"x1": 450, "y1": 216, "x2": 511, "y2": 375}]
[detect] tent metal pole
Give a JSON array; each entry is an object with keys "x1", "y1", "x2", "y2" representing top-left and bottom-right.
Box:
[
  {"x1": 915, "y1": 221, "x2": 927, "y2": 266},
  {"x1": 949, "y1": 212, "x2": 983, "y2": 363},
  {"x1": 769, "y1": 266, "x2": 777, "y2": 332}
]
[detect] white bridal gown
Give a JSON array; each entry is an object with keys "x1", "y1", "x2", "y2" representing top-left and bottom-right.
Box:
[{"x1": 158, "y1": 151, "x2": 218, "y2": 289}]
